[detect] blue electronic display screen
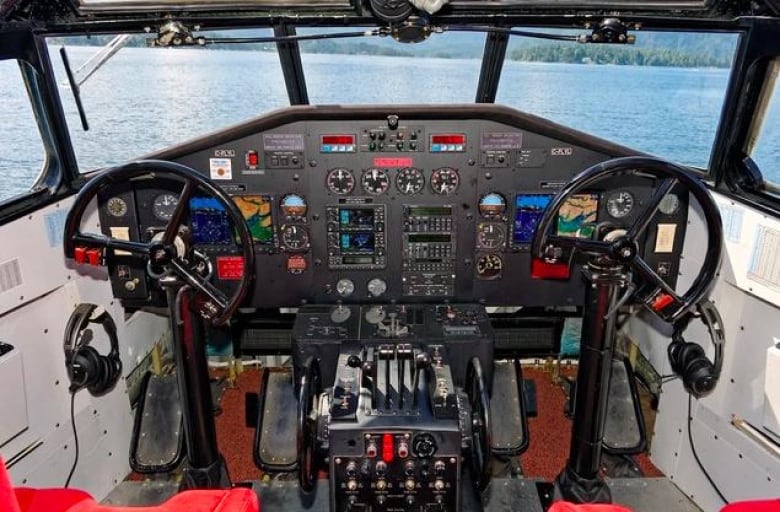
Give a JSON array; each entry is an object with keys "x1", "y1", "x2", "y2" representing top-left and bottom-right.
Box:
[
  {"x1": 339, "y1": 208, "x2": 374, "y2": 228},
  {"x1": 340, "y1": 232, "x2": 375, "y2": 253},
  {"x1": 513, "y1": 194, "x2": 553, "y2": 244},
  {"x1": 190, "y1": 197, "x2": 232, "y2": 245}
]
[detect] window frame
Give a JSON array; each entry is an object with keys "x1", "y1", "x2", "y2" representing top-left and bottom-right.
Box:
[
  {"x1": 711, "y1": 17, "x2": 780, "y2": 216},
  {"x1": 0, "y1": 28, "x2": 80, "y2": 225}
]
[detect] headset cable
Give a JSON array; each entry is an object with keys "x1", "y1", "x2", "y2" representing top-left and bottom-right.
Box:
[
  {"x1": 64, "y1": 390, "x2": 79, "y2": 488},
  {"x1": 687, "y1": 395, "x2": 729, "y2": 504}
]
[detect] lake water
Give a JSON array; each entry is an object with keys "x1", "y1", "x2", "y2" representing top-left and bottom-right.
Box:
[{"x1": 0, "y1": 45, "x2": 777, "y2": 201}]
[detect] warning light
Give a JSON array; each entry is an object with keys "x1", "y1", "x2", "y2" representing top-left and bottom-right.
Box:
[
  {"x1": 245, "y1": 150, "x2": 260, "y2": 169},
  {"x1": 382, "y1": 434, "x2": 394, "y2": 463},
  {"x1": 530, "y1": 258, "x2": 571, "y2": 280}
]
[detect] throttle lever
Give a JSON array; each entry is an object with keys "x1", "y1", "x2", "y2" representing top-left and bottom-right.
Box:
[{"x1": 412, "y1": 352, "x2": 432, "y2": 408}]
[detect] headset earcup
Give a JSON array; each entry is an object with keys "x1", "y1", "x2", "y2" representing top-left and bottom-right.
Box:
[
  {"x1": 70, "y1": 346, "x2": 101, "y2": 392},
  {"x1": 682, "y1": 345, "x2": 716, "y2": 397}
]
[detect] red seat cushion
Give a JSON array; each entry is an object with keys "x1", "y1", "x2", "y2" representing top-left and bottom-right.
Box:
[
  {"x1": 722, "y1": 500, "x2": 780, "y2": 512},
  {"x1": 549, "y1": 502, "x2": 635, "y2": 512},
  {"x1": 3, "y1": 456, "x2": 258, "y2": 512}
]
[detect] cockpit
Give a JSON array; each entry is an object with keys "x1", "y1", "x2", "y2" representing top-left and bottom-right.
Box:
[{"x1": 0, "y1": 2, "x2": 778, "y2": 512}]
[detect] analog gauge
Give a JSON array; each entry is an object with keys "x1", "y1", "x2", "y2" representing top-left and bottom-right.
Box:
[
  {"x1": 281, "y1": 194, "x2": 307, "y2": 219},
  {"x1": 336, "y1": 278, "x2": 355, "y2": 297},
  {"x1": 478, "y1": 193, "x2": 507, "y2": 217},
  {"x1": 658, "y1": 193, "x2": 680, "y2": 215},
  {"x1": 367, "y1": 278, "x2": 387, "y2": 297},
  {"x1": 476, "y1": 254, "x2": 503, "y2": 280},
  {"x1": 106, "y1": 197, "x2": 128, "y2": 217},
  {"x1": 396, "y1": 167, "x2": 425, "y2": 195},
  {"x1": 361, "y1": 168, "x2": 390, "y2": 195},
  {"x1": 477, "y1": 223, "x2": 506, "y2": 250},
  {"x1": 431, "y1": 167, "x2": 460, "y2": 195},
  {"x1": 326, "y1": 168, "x2": 355, "y2": 195},
  {"x1": 280, "y1": 225, "x2": 309, "y2": 251},
  {"x1": 152, "y1": 193, "x2": 179, "y2": 221},
  {"x1": 605, "y1": 190, "x2": 635, "y2": 219}
]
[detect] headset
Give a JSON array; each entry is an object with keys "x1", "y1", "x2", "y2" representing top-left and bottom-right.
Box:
[
  {"x1": 63, "y1": 303, "x2": 122, "y2": 396},
  {"x1": 667, "y1": 299, "x2": 724, "y2": 398}
]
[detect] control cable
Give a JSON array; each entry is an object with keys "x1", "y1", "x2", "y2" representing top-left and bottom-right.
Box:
[
  {"x1": 64, "y1": 390, "x2": 80, "y2": 488},
  {"x1": 687, "y1": 395, "x2": 729, "y2": 505},
  {"x1": 442, "y1": 25, "x2": 581, "y2": 42}
]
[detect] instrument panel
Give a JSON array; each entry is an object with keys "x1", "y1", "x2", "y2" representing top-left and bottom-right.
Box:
[{"x1": 96, "y1": 105, "x2": 688, "y2": 309}]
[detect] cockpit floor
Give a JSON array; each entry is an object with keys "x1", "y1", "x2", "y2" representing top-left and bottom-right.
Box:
[{"x1": 116, "y1": 365, "x2": 669, "y2": 509}]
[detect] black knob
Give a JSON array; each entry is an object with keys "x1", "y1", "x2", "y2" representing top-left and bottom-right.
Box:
[
  {"x1": 415, "y1": 352, "x2": 432, "y2": 369},
  {"x1": 387, "y1": 115, "x2": 399, "y2": 130},
  {"x1": 347, "y1": 355, "x2": 362, "y2": 368}
]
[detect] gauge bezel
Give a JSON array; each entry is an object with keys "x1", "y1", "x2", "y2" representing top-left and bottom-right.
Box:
[
  {"x1": 478, "y1": 192, "x2": 507, "y2": 218},
  {"x1": 361, "y1": 168, "x2": 390, "y2": 195},
  {"x1": 106, "y1": 197, "x2": 128, "y2": 217},
  {"x1": 430, "y1": 167, "x2": 460, "y2": 195},
  {"x1": 152, "y1": 193, "x2": 179, "y2": 221},
  {"x1": 280, "y1": 193, "x2": 308, "y2": 219},
  {"x1": 395, "y1": 167, "x2": 425, "y2": 195},
  {"x1": 326, "y1": 168, "x2": 356, "y2": 195},
  {"x1": 605, "y1": 190, "x2": 635, "y2": 219}
]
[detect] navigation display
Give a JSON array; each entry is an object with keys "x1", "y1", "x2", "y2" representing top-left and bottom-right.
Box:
[
  {"x1": 339, "y1": 208, "x2": 374, "y2": 228},
  {"x1": 232, "y1": 195, "x2": 273, "y2": 244},
  {"x1": 514, "y1": 194, "x2": 553, "y2": 244},
  {"x1": 190, "y1": 197, "x2": 232, "y2": 245},
  {"x1": 557, "y1": 194, "x2": 599, "y2": 238},
  {"x1": 340, "y1": 232, "x2": 375, "y2": 253}
]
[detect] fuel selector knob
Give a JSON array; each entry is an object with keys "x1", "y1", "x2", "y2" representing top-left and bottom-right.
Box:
[{"x1": 413, "y1": 433, "x2": 438, "y2": 458}]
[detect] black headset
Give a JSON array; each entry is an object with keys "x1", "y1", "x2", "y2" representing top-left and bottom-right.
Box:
[
  {"x1": 667, "y1": 299, "x2": 724, "y2": 398},
  {"x1": 63, "y1": 303, "x2": 122, "y2": 396}
]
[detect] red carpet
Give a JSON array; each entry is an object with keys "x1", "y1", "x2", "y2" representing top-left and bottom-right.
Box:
[{"x1": 213, "y1": 365, "x2": 662, "y2": 483}]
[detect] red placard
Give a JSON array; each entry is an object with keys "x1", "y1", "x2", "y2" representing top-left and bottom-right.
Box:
[
  {"x1": 321, "y1": 135, "x2": 355, "y2": 145},
  {"x1": 373, "y1": 157, "x2": 413, "y2": 168},
  {"x1": 217, "y1": 256, "x2": 244, "y2": 280},
  {"x1": 431, "y1": 134, "x2": 466, "y2": 145}
]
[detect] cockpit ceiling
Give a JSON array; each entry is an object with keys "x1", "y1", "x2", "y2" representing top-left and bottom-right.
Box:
[{"x1": 74, "y1": 0, "x2": 709, "y2": 9}]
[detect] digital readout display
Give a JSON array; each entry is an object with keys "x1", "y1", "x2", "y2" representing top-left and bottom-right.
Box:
[
  {"x1": 407, "y1": 206, "x2": 452, "y2": 216},
  {"x1": 339, "y1": 208, "x2": 374, "y2": 228},
  {"x1": 430, "y1": 134, "x2": 466, "y2": 145},
  {"x1": 321, "y1": 135, "x2": 356, "y2": 145},
  {"x1": 340, "y1": 232, "x2": 375, "y2": 253},
  {"x1": 408, "y1": 234, "x2": 451, "y2": 243},
  {"x1": 513, "y1": 194, "x2": 553, "y2": 244},
  {"x1": 374, "y1": 157, "x2": 413, "y2": 168}
]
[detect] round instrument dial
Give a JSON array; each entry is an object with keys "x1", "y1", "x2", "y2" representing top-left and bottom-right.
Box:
[
  {"x1": 606, "y1": 190, "x2": 635, "y2": 219},
  {"x1": 431, "y1": 167, "x2": 460, "y2": 195},
  {"x1": 367, "y1": 278, "x2": 387, "y2": 297},
  {"x1": 478, "y1": 193, "x2": 507, "y2": 217},
  {"x1": 280, "y1": 225, "x2": 309, "y2": 251},
  {"x1": 106, "y1": 197, "x2": 128, "y2": 217},
  {"x1": 152, "y1": 193, "x2": 179, "y2": 221},
  {"x1": 476, "y1": 254, "x2": 503, "y2": 280},
  {"x1": 361, "y1": 168, "x2": 390, "y2": 195},
  {"x1": 280, "y1": 194, "x2": 307, "y2": 219},
  {"x1": 477, "y1": 223, "x2": 506, "y2": 250},
  {"x1": 326, "y1": 168, "x2": 355, "y2": 195},
  {"x1": 659, "y1": 193, "x2": 680, "y2": 215},
  {"x1": 396, "y1": 167, "x2": 425, "y2": 195},
  {"x1": 336, "y1": 278, "x2": 355, "y2": 297}
]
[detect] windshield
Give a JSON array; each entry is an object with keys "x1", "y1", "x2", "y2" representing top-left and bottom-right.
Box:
[{"x1": 0, "y1": 27, "x2": 739, "y2": 194}]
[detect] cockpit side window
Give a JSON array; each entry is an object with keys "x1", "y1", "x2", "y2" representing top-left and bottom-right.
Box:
[
  {"x1": 0, "y1": 59, "x2": 46, "y2": 203},
  {"x1": 747, "y1": 59, "x2": 779, "y2": 190}
]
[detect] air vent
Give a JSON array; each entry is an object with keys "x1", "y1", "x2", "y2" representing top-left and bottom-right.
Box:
[{"x1": 0, "y1": 259, "x2": 22, "y2": 293}]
